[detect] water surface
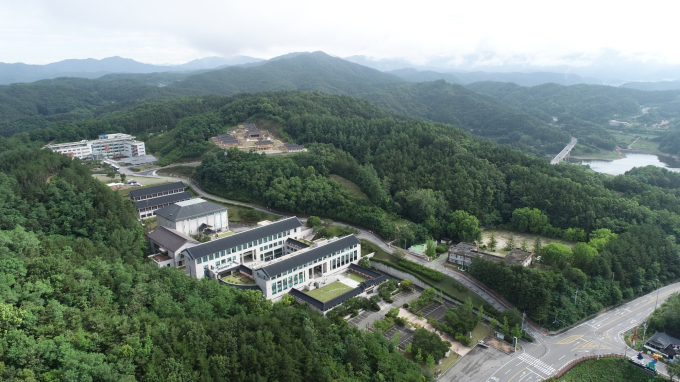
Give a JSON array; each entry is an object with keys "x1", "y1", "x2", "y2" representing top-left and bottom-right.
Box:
[{"x1": 571, "y1": 153, "x2": 680, "y2": 175}]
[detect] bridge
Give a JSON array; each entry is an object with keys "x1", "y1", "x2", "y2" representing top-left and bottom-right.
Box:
[{"x1": 551, "y1": 137, "x2": 577, "y2": 164}]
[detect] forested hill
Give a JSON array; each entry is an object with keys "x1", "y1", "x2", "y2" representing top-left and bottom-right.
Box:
[
  {"x1": 170, "y1": 51, "x2": 406, "y2": 96},
  {"x1": 466, "y1": 81, "x2": 680, "y2": 124},
  {"x1": 358, "y1": 80, "x2": 570, "y2": 154},
  {"x1": 0, "y1": 76, "x2": 205, "y2": 137},
  {"x1": 389, "y1": 68, "x2": 600, "y2": 87}
]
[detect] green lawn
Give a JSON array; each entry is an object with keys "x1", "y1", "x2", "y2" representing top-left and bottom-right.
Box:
[
  {"x1": 554, "y1": 358, "x2": 665, "y2": 382},
  {"x1": 222, "y1": 274, "x2": 256, "y2": 285},
  {"x1": 305, "y1": 282, "x2": 353, "y2": 302},
  {"x1": 329, "y1": 174, "x2": 370, "y2": 201},
  {"x1": 471, "y1": 322, "x2": 493, "y2": 344},
  {"x1": 156, "y1": 166, "x2": 196, "y2": 179},
  {"x1": 347, "y1": 272, "x2": 367, "y2": 283}
]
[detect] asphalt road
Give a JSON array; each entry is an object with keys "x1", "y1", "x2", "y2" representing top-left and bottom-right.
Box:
[
  {"x1": 442, "y1": 281, "x2": 680, "y2": 382},
  {"x1": 550, "y1": 137, "x2": 577, "y2": 165}
]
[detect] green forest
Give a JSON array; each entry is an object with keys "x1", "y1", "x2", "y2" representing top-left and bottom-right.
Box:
[{"x1": 0, "y1": 136, "x2": 431, "y2": 381}]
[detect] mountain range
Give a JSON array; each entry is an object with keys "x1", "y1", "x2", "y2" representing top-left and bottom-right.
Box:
[{"x1": 0, "y1": 56, "x2": 263, "y2": 85}]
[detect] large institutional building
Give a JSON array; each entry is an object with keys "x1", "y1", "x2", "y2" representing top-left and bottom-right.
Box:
[{"x1": 46, "y1": 133, "x2": 146, "y2": 160}]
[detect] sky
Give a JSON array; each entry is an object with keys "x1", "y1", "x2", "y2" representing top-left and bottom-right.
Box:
[{"x1": 2, "y1": 0, "x2": 680, "y2": 69}]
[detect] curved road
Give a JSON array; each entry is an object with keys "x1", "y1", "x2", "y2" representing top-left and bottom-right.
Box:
[{"x1": 121, "y1": 167, "x2": 677, "y2": 380}]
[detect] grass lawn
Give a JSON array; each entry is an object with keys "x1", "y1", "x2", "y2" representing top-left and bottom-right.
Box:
[
  {"x1": 630, "y1": 139, "x2": 661, "y2": 151},
  {"x1": 470, "y1": 322, "x2": 494, "y2": 344},
  {"x1": 366, "y1": 242, "x2": 492, "y2": 312},
  {"x1": 347, "y1": 272, "x2": 367, "y2": 283},
  {"x1": 157, "y1": 166, "x2": 196, "y2": 179},
  {"x1": 305, "y1": 282, "x2": 353, "y2": 302},
  {"x1": 329, "y1": 174, "x2": 370, "y2": 201},
  {"x1": 222, "y1": 274, "x2": 256, "y2": 285},
  {"x1": 216, "y1": 231, "x2": 235, "y2": 238},
  {"x1": 130, "y1": 164, "x2": 158, "y2": 172},
  {"x1": 555, "y1": 358, "x2": 663, "y2": 382},
  {"x1": 202, "y1": 197, "x2": 280, "y2": 224},
  {"x1": 403, "y1": 351, "x2": 462, "y2": 377},
  {"x1": 480, "y1": 229, "x2": 574, "y2": 256}
]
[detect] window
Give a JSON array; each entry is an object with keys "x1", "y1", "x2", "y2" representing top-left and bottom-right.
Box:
[
  {"x1": 272, "y1": 283, "x2": 277, "y2": 295},
  {"x1": 288, "y1": 276, "x2": 292, "y2": 288},
  {"x1": 277, "y1": 281, "x2": 282, "y2": 292},
  {"x1": 202, "y1": 256, "x2": 208, "y2": 263},
  {"x1": 332, "y1": 259, "x2": 336, "y2": 270},
  {"x1": 294, "y1": 274, "x2": 298, "y2": 285},
  {"x1": 248, "y1": 242, "x2": 252, "y2": 248},
  {"x1": 278, "y1": 241, "x2": 282, "y2": 245},
  {"x1": 238, "y1": 245, "x2": 242, "y2": 251},
  {"x1": 216, "y1": 261, "x2": 220, "y2": 267},
  {"x1": 264, "y1": 237, "x2": 268, "y2": 243},
  {"x1": 258, "y1": 239, "x2": 262, "y2": 244},
  {"x1": 278, "y1": 233, "x2": 281, "y2": 238},
  {"x1": 299, "y1": 272, "x2": 304, "y2": 282},
  {"x1": 283, "y1": 278, "x2": 288, "y2": 289},
  {"x1": 208, "y1": 254, "x2": 213, "y2": 260},
  {"x1": 197, "y1": 258, "x2": 202, "y2": 264}
]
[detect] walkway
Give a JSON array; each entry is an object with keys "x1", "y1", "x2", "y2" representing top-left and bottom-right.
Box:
[
  {"x1": 550, "y1": 137, "x2": 577, "y2": 164},
  {"x1": 114, "y1": 167, "x2": 511, "y2": 314}
]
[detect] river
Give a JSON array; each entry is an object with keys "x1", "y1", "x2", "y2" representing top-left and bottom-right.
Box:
[{"x1": 570, "y1": 152, "x2": 680, "y2": 175}]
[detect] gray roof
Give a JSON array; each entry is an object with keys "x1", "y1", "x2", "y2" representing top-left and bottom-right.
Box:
[
  {"x1": 154, "y1": 199, "x2": 227, "y2": 222},
  {"x1": 259, "y1": 235, "x2": 360, "y2": 278},
  {"x1": 285, "y1": 143, "x2": 305, "y2": 150},
  {"x1": 244, "y1": 122, "x2": 257, "y2": 128},
  {"x1": 148, "y1": 226, "x2": 199, "y2": 252},
  {"x1": 286, "y1": 237, "x2": 310, "y2": 249},
  {"x1": 255, "y1": 140, "x2": 273, "y2": 145},
  {"x1": 119, "y1": 155, "x2": 158, "y2": 166},
  {"x1": 348, "y1": 263, "x2": 382, "y2": 279},
  {"x1": 134, "y1": 192, "x2": 192, "y2": 210},
  {"x1": 182, "y1": 217, "x2": 304, "y2": 260},
  {"x1": 647, "y1": 332, "x2": 680, "y2": 349},
  {"x1": 128, "y1": 181, "x2": 185, "y2": 198}
]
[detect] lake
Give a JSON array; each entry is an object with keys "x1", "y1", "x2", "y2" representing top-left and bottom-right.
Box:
[{"x1": 570, "y1": 153, "x2": 680, "y2": 175}]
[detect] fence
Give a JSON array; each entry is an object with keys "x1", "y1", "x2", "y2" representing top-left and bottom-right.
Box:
[{"x1": 552, "y1": 354, "x2": 626, "y2": 378}]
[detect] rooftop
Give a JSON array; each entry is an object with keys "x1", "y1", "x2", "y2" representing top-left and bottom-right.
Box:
[
  {"x1": 450, "y1": 243, "x2": 532, "y2": 266},
  {"x1": 134, "y1": 191, "x2": 192, "y2": 210},
  {"x1": 128, "y1": 181, "x2": 185, "y2": 198},
  {"x1": 647, "y1": 332, "x2": 680, "y2": 349},
  {"x1": 182, "y1": 217, "x2": 304, "y2": 260},
  {"x1": 148, "y1": 226, "x2": 199, "y2": 252},
  {"x1": 244, "y1": 122, "x2": 257, "y2": 128},
  {"x1": 154, "y1": 198, "x2": 227, "y2": 222},
  {"x1": 120, "y1": 155, "x2": 158, "y2": 166},
  {"x1": 255, "y1": 140, "x2": 273, "y2": 145},
  {"x1": 285, "y1": 143, "x2": 305, "y2": 150},
  {"x1": 258, "y1": 235, "x2": 360, "y2": 278}
]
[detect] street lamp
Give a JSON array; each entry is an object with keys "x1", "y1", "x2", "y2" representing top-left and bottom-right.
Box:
[
  {"x1": 574, "y1": 289, "x2": 578, "y2": 305},
  {"x1": 654, "y1": 285, "x2": 661, "y2": 311},
  {"x1": 641, "y1": 321, "x2": 648, "y2": 352}
]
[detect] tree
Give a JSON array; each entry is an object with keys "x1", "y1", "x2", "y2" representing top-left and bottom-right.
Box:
[
  {"x1": 281, "y1": 294, "x2": 295, "y2": 307},
  {"x1": 667, "y1": 360, "x2": 680, "y2": 381},
  {"x1": 393, "y1": 331, "x2": 400, "y2": 348},
  {"x1": 503, "y1": 234, "x2": 516, "y2": 251},
  {"x1": 415, "y1": 348, "x2": 423, "y2": 363},
  {"x1": 358, "y1": 256, "x2": 371, "y2": 268},
  {"x1": 520, "y1": 239, "x2": 529, "y2": 252},
  {"x1": 588, "y1": 228, "x2": 618, "y2": 251},
  {"x1": 306, "y1": 216, "x2": 321, "y2": 228},
  {"x1": 541, "y1": 242, "x2": 572, "y2": 268},
  {"x1": 511, "y1": 207, "x2": 549, "y2": 233},
  {"x1": 425, "y1": 238, "x2": 437, "y2": 259},
  {"x1": 120, "y1": 173, "x2": 126, "y2": 183},
  {"x1": 411, "y1": 328, "x2": 451, "y2": 361},
  {"x1": 405, "y1": 343, "x2": 412, "y2": 354},
  {"x1": 393, "y1": 249, "x2": 407, "y2": 259},
  {"x1": 106, "y1": 171, "x2": 116, "y2": 180},
  {"x1": 476, "y1": 305, "x2": 485, "y2": 322},
  {"x1": 563, "y1": 227, "x2": 586, "y2": 242},
  {"x1": 533, "y1": 236, "x2": 542, "y2": 256},
  {"x1": 323, "y1": 219, "x2": 333, "y2": 225},
  {"x1": 488, "y1": 234, "x2": 498, "y2": 251},
  {"x1": 511, "y1": 324, "x2": 523, "y2": 341},
  {"x1": 447, "y1": 210, "x2": 482, "y2": 242},
  {"x1": 400, "y1": 279, "x2": 413, "y2": 291},
  {"x1": 571, "y1": 242, "x2": 598, "y2": 270},
  {"x1": 426, "y1": 354, "x2": 435, "y2": 368}
]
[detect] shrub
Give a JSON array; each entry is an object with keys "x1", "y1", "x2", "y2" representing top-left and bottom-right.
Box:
[{"x1": 398, "y1": 259, "x2": 444, "y2": 281}]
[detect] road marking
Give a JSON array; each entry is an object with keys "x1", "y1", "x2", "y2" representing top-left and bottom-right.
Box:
[
  {"x1": 559, "y1": 355, "x2": 565, "y2": 360},
  {"x1": 603, "y1": 331, "x2": 611, "y2": 341},
  {"x1": 518, "y1": 353, "x2": 556, "y2": 376},
  {"x1": 508, "y1": 365, "x2": 529, "y2": 381},
  {"x1": 556, "y1": 335, "x2": 583, "y2": 344},
  {"x1": 575, "y1": 339, "x2": 611, "y2": 350},
  {"x1": 506, "y1": 369, "x2": 511, "y2": 374}
]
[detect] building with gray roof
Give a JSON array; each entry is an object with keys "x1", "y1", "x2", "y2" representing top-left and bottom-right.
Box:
[
  {"x1": 128, "y1": 181, "x2": 186, "y2": 201},
  {"x1": 155, "y1": 198, "x2": 229, "y2": 236},
  {"x1": 134, "y1": 191, "x2": 192, "y2": 219},
  {"x1": 148, "y1": 226, "x2": 199, "y2": 268}
]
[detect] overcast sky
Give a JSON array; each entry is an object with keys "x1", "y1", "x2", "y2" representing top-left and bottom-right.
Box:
[{"x1": 2, "y1": 0, "x2": 679, "y2": 67}]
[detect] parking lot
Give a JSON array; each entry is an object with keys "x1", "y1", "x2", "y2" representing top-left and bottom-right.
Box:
[{"x1": 382, "y1": 326, "x2": 415, "y2": 351}]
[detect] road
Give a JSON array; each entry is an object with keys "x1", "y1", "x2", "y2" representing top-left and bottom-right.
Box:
[
  {"x1": 550, "y1": 137, "x2": 577, "y2": 165},
  {"x1": 442, "y1": 282, "x2": 680, "y2": 382}
]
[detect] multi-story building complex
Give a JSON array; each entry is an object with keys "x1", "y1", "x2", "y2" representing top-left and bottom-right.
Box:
[
  {"x1": 134, "y1": 192, "x2": 192, "y2": 219},
  {"x1": 46, "y1": 133, "x2": 146, "y2": 160},
  {"x1": 155, "y1": 198, "x2": 229, "y2": 235},
  {"x1": 128, "y1": 182, "x2": 186, "y2": 202},
  {"x1": 44, "y1": 140, "x2": 92, "y2": 159}
]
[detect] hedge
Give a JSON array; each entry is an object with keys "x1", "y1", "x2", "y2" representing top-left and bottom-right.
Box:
[{"x1": 398, "y1": 259, "x2": 444, "y2": 281}]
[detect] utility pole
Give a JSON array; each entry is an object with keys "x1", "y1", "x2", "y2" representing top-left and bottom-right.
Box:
[
  {"x1": 574, "y1": 289, "x2": 578, "y2": 305},
  {"x1": 612, "y1": 272, "x2": 615, "y2": 284},
  {"x1": 641, "y1": 321, "x2": 648, "y2": 352},
  {"x1": 654, "y1": 287, "x2": 661, "y2": 311},
  {"x1": 521, "y1": 312, "x2": 526, "y2": 333}
]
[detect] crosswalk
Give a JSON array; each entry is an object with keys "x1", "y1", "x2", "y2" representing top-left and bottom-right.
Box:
[{"x1": 518, "y1": 353, "x2": 556, "y2": 376}]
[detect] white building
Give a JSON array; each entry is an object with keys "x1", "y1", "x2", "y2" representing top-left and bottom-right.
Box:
[
  {"x1": 155, "y1": 198, "x2": 229, "y2": 235},
  {"x1": 148, "y1": 226, "x2": 200, "y2": 268},
  {"x1": 46, "y1": 133, "x2": 146, "y2": 160}
]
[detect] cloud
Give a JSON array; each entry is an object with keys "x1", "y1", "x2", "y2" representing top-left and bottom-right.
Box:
[{"x1": 1, "y1": 0, "x2": 680, "y2": 67}]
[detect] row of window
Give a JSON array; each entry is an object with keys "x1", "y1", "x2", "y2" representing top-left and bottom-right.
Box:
[
  {"x1": 259, "y1": 240, "x2": 283, "y2": 253},
  {"x1": 195, "y1": 229, "x2": 296, "y2": 264},
  {"x1": 271, "y1": 271, "x2": 305, "y2": 295},
  {"x1": 270, "y1": 244, "x2": 359, "y2": 280},
  {"x1": 331, "y1": 251, "x2": 358, "y2": 270}
]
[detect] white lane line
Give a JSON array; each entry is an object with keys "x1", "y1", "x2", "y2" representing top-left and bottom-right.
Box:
[{"x1": 559, "y1": 355, "x2": 566, "y2": 360}]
